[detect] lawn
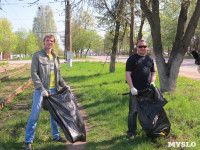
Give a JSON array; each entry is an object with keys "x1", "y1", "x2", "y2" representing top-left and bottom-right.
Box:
[
  {"x1": 60, "y1": 62, "x2": 200, "y2": 150},
  {"x1": 0, "y1": 61, "x2": 200, "y2": 150}
]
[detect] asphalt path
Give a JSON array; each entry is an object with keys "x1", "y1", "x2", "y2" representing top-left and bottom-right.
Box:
[{"x1": 8, "y1": 56, "x2": 200, "y2": 80}]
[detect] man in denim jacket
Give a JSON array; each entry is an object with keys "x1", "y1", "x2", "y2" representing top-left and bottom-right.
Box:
[{"x1": 25, "y1": 34, "x2": 68, "y2": 150}]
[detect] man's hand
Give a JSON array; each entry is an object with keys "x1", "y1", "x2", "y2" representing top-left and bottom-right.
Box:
[
  {"x1": 131, "y1": 87, "x2": 138, "y2": 95},
  {"x1": 150, "y1": 82, "x2": 155, "y2": 87},
  {"x1": 41, "y1": 90, "x2": 48, "y2": 97}
]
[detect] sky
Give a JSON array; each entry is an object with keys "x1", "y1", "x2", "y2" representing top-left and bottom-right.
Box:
[
  {"x1": 0, "y1": 0, "x2": 71, "y2": 50},
  {"x1": 0, "y1": 0, "x2": 106, "y2": 50}
]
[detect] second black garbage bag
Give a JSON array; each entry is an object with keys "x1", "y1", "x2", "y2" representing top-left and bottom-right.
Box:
[
  {"x1": 43, "y1": 87, "x2": 86, "y2": 143},
  {"x1": 136, "y1": 86, "x2": 171, "y2": 137}
]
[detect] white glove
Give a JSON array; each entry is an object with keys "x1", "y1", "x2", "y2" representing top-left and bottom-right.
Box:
[
  {"x1": 197, "y1": 65, "x2": 200, "y2": 73},
  {"x1": 41, "y1": 90, "x2": 48, "y2": 97},
  {"x1": 131, "y1": 87, "x2": 138, "y2": 95},
  {"x1": 150, "y1": 82, "x2": 155, "y2": 87}
]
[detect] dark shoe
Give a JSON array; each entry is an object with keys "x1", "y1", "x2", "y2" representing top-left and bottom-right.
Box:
[
  {"x1": 127, "y1": 134, "x2": 135, "y2": 140},
  {"x1": 25, "y1": 143, "x2": 32, "y2": 150},
  {"x1": 53, "y1": 136, "x2": 67, "y2": 143}
]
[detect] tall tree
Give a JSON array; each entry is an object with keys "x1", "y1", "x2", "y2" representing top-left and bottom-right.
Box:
[
  {"x1": 71, "y1": 10, "x2": 95, "y2": 57},
  {"x1": 140, "y1": 0, "x2": 200, "y2": 92},
  {"x1": 94, "y1": 0, "x2": 126, "y2": 72},
  {"x1": 15, "y1": 28, "x2": 28, "y2": 56},
  {"x1": 0, "y1": 18, "x2": 17, "y2": 55},
  {"x1": 109, "y1": 0, "x2": 125, "y2": 72},
  {"x1": 32, "y1": 5, "x2": 57, "y2": 49},
  {"x1": 26, "y1": 31, "x2": 40, "y2": 56},
  {"x1": 129, "y1": 0, "x2": 135, "y2": 56},
  {"x1": 119, "y1": 0, "x2": 148, "y2": 55},
  {"x1": 83, "y1": 30, "x2": 103, "y2": 57}
]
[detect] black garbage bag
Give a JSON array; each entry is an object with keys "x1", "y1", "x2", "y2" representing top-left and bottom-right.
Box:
[
  {"x1": 136, "y1": 86, "x2": 171, "y2": 137},
  {"x1": 43, "y1": 87, "x2": 86, "y2": 143}
]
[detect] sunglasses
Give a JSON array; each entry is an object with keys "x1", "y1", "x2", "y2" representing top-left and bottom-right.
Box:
[{"x1": 138, "y1": 45, "x2": 147, "y2": 48}]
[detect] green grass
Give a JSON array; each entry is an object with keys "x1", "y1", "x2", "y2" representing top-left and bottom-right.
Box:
[
  {"x1": 0, "y1": 61, "x2": 8, "y2": 66},
  {"x1": 60, "y1": 62, "x2": 200, "y2": 150},
  {"x1": 21, "y1": 57, "x2": 32, "y2": 60},
  {"x1": 0, "y1": 61, "x2": 200, "y2": 150}
]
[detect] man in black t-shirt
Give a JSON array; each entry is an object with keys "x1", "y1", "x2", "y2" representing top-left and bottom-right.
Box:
[{"x1": 125, "y1": 40, "x2": 156, "y2": 139}]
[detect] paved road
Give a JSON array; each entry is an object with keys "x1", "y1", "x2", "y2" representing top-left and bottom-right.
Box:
[{"x1": 8, "y1": 56, "x2": 200, "y2": 80}]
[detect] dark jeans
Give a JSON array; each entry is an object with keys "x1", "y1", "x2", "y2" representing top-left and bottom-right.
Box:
[{"x1": 127, "y1": 95, "x2": 138, "y2": 136}]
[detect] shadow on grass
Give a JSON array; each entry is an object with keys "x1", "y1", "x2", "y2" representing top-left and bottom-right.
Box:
[
  {"x1": 86, "y1": 135, "x2": 153, "y2": 150},
  {"x1": 1, "y1": 141, "x2": 66, "y2": 150},
  {"x1": 77, "y1": 92, "x2": 128, "y2": 110},
  {"x1": 62, "y1": 72, "x2": 110, "y2": 84},
  {"x1": 39, "y1": 144, "x2": 66, "y2": 150},
  {"x1": 2, "y1": 76, "x2": 30, "y2": 82}
]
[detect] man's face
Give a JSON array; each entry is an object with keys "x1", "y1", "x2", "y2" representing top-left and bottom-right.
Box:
[
  {"x1": 137, "y1": 41, "x2": 148, "y2": 56},
  {"x1": 43, "y1": 37, "x2": 55, "y2": 49}
]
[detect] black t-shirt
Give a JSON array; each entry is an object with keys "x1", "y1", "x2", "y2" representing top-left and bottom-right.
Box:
[{"x1": 126, "y1": 54, "x2": 155, "y2": 90}]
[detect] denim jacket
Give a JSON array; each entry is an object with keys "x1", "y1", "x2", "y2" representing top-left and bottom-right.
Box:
[{"x1": 31, "y1": 49, "x2": 66, "y2": 92}]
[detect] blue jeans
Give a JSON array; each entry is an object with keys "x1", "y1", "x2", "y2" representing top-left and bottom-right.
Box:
[
  {"x1": 127, "y1": 95, "x2": 138, "y2": 136},
  {"x1": 25, "y1": 88, "x2": 60, "y2": 143}
]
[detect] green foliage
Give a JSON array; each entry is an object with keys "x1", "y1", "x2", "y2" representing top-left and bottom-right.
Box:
[
  {"x1": 72, "y1": 11, "x2": 103, "y2": 56},
  {"x1": 15, "y1": 28, "x2": 29, "y2": 55},
  {"x1": 83, "y1": 30, "x2": 103, "y2": 55},
  {"x1": 14, "y1": 29, "x2": 39, "y2": 56},
  {"x1": 32, "y1": 5, "x2": 57, "y2": 49},
  {"x1": 104, "y1": 32, "x2": 114, "y2": 53},
  {"x1": 72, "y1": 10, "x2": 95, "y2": 30},
  {"x1": 26, "y1": 31, "x2": 40, "y2": 55},
  {"x1": 0, "y1": 18, "x2": 17, "y2": 54},
  {"x1": 159, "y1": 0, "x2": 180, "y2": 50}
]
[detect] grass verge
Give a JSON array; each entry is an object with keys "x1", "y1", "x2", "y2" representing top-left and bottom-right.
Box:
[
  {"x1": 0, "y1": 61, "x2": 200, "y2": 150},
  {"x1": 0, "y1": 69, "x2": 31, "y2": 100},
  {"x1": 60, "y1": 62, "x2": 200, "y2": 150}
]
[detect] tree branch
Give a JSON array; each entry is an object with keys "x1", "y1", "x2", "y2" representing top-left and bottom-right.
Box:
[
  {"x1": 140, "y1": 0, "x2": 153, "y2": 25},
  {"x1": 175, "y1": 0, "x2": 190, "y2": 42},
  {"x1": 183, "y1": 0, "x2": 200, "y2": 50},
  {"x1": 103, "y1": 0, "x2": 116, "y2": 19},
  {"x1": 121, "y1": 15, "x2": 131, "y2": 25}
]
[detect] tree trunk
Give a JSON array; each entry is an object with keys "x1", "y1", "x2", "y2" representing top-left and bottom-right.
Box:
[
  {"x1": 140, "y1": 0, "x2": 200, "y2": 92},
  {"x1": 80, "y1": 49, "x2": 83, "y2": 58},
  {"x1": 85, "y1": 49, "x2": 89, "y2": 57},
  {"x1": 110, "y1": 21, "x2": 121, "y2": 72},
  {"x1": 129, "y1": 0, "x2": 135, "y2": 56},
  {"x1": 109, "y1": 0, "x2": 125, "y2": 72},
  {"x1": 137, "y1": 13, "x2": 145, "y2": 41}
]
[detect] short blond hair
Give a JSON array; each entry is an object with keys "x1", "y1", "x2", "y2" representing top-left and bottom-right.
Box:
[{"x1": 43, "y1": 34, "x2": 56, "y2": 42}]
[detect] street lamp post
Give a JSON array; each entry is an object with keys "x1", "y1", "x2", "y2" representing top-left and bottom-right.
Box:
[{"x1": 65, "y1": 0, "x2": 72, "y2": 67}]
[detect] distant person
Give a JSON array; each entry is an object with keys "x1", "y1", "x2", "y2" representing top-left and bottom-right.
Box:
[
  {"x1": 191, "y1": 51, "x2": 200, "y2": 73},
  {"x1": 125, "y1": 40, "x2": 156, "y2": 139},
  {"x1": 25, "y1": 34, "x2": 69, "y2": 150}
]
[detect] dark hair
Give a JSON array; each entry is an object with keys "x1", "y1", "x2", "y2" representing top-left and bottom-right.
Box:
[
  {"x1": 136, "y1": 40, "x2": 146, "y2": 45},
  {"x1": 43, "y1": 34, "x2": 55, "y2": 42}
]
